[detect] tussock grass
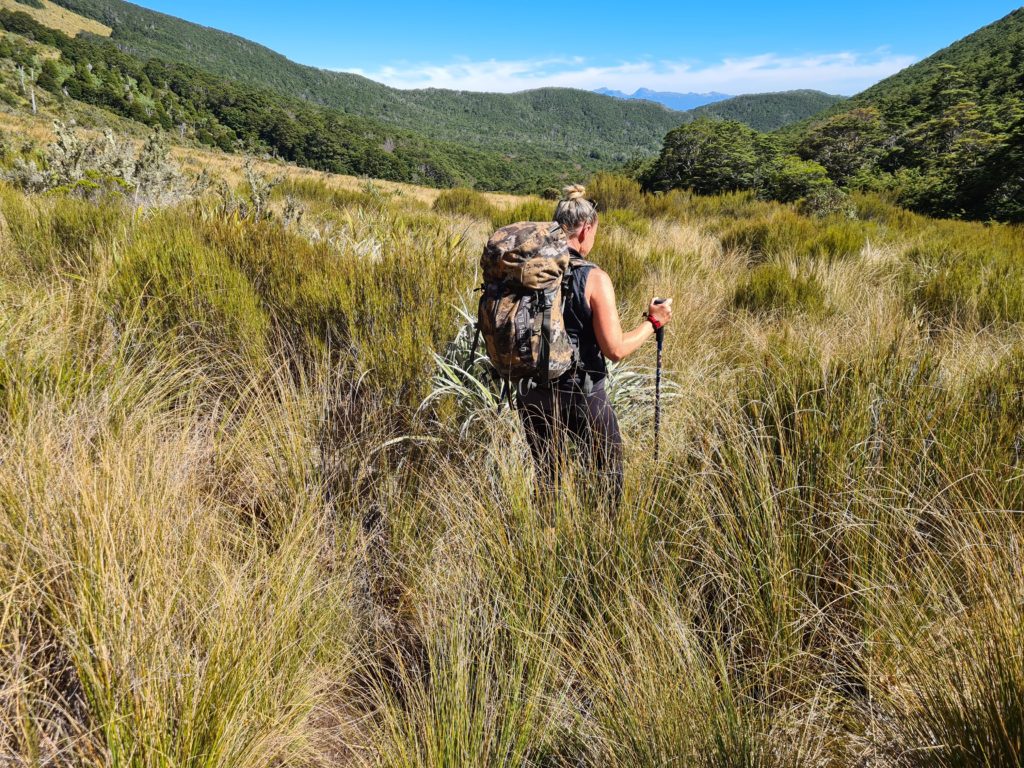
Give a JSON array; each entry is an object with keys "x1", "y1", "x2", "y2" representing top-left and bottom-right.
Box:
[
  {"x1": 1, "y1": 167, "x2": 1023, "y2": 767},
  {"x1": 431, "y1": 187, "x2": 495, "y2": 220}
]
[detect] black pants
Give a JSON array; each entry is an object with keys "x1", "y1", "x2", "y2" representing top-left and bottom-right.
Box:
[{"x1": 516, "y1": 378, "x2": 624, "y2": 508}]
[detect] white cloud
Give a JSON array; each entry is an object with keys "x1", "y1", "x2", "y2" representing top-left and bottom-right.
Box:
[{"x1": 340, "y1": 50, "x2": 918, "y2": 96}]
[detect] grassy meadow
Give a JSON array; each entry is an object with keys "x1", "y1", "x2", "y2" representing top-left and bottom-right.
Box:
[{"x1": 1, "y1": 143, "x2": 1024, "y2": 767}]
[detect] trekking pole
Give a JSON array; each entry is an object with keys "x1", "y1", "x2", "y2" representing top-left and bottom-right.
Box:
[{"x1": 652, "y1": 298, "x2": 666, "y2": 462}]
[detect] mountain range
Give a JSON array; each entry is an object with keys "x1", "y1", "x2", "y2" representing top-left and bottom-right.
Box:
[{"x1": 594, "y1": 88, "x2": 733, "y2": 111}]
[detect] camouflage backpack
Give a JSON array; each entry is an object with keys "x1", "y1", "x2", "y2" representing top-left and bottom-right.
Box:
[{"x1": 474, "y1": 221, "x2": 577, "y2": 387}]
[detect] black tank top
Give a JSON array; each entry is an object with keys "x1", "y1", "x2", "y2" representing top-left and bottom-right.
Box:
[{"x1": 562, "y1": 249, "x2": 607, "y2": 385}]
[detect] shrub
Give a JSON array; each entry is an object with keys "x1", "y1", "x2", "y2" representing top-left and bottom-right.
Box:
[
  {"x1": 588, "y1": 172, "x2": 644, "y2": 212},
  {"x1": 720, "y1": 211, "x2": 818, "y2": 263},
  {"x1": 810, "y1": 220, "x2": 867, "y2": 260},
  {"x1": 734, "y1": 262, "x2": 827, "y2": 315},
  {"x1": 276, "y1": 177, "x2": 403, "y2": 212},
  {"x1": 908, "y1": 223, "x2": 1024, "y2": 327},
  {"x1": 796, "y1": 185, "x2": 853, "y2": 219},
  {"x1": 599, "y1": 208, "x2": 650, "y2": 237},
  {"x1": 721, "y1": 210, "x2": 867, "y2": 263},
  {"x1": 491, "y1": 197, "x2": 554, "y2": 228},
  {"x1": 642, "y1": 117, "x2": 769, "y2": 195},
  {"x1": 432, "y1": 187, "x2": 495, "y2": 219},
  {"x1": 107, "y1": 212, "x2": 271, "y2": 368},
  {"x1": 3, "y1": 122, "x2": 190, "y2": 207},
  {"x1": 690, "y1": 190, "x2": 775, "y2": 223},
  {"x1": 0, "y1": 185, "x2": 125, "y2": 274},
  {"x1": 761, "y1": 156, "x2": 834, "y2": 205},
  {"x1": 850, "y1": 192, "x2": 921, "y2": 230}
]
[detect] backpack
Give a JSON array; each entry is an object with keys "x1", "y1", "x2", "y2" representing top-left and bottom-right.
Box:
[{"x1": 474, "y1": 221, "x2": 577, "y2": 387}]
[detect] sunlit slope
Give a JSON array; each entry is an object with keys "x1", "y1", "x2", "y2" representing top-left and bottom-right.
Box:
[{"x1": 0, "y1": 0, "x2": 108, "y2": 36}]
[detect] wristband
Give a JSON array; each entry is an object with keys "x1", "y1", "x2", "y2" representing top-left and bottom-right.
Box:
[{"x1": 645, "y1": 314, "x2": 664, "y2": 331}]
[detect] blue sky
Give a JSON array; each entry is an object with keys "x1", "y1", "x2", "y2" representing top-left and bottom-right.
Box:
[{"x1": 129, "y1": 1, "x2": 1022, "y2": 95}]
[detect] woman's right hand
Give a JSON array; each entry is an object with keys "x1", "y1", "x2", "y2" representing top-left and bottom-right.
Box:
[{"x1": 648, "y1": 297, "x2": 673, "y2": 327}]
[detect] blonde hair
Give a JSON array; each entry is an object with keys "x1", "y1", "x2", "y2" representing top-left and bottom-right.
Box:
[{"x1": 554, "y1": 184, "x2": 597, "y2": 236}]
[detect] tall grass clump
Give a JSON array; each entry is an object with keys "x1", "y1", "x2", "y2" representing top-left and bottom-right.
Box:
[
  {"x1": 721, "y1": 210, "x2": 868, "y2": 263},
  {"x1": 0, "y1": 293, "x2": 366, "y2": 766},
  {"x1": 733, "y1": 261, "x2": 827, "y2": 316},
  {"x1": 490, "y1": 196, "x2": 555, "y2": 228},
  {"x1": 587, "y1": 172, "x2": 644, "y2": 212},
  {"x1": 908, "y1": 222, "x2": 1024, "y2": 327},
  {"x1": 107, "y1": 210, "x2": 272, "y2": 373},
  {"x1": 431, "y1": 187, "x2": 495, "y2": 219}
]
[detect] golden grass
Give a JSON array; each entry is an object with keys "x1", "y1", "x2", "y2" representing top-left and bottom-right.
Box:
[
  {"x1": 2, "y1": 142, "x2": 1024, "y2": 766},
  {"x1": 0, "y1": 0, "x2": 111, "y2": 37}
]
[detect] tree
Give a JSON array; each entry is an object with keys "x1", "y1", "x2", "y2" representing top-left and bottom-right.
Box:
[
  {"x1": 641, "y1": 118, "x2": 770, "y2": 195},
  {"x1": 797, "y1": 107, "x2": 890, "y2": 185},
  {"x1": 761, "y1": 155, "x2": 835, "y2": 204},
  {"x1": 35, "y1": 59, "x2": 61, "y2": 92}
]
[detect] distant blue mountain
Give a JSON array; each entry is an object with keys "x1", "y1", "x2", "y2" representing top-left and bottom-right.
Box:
[{"x1": 595, "y1": 88, "x2": 733, "y2": 111}]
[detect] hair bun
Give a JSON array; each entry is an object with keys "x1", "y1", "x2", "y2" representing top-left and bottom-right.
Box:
[{"x1": 562, "y1": 184, "x2": 587, "y2": 202}]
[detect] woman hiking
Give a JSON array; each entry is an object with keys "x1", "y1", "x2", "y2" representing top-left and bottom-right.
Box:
[{"x1": 516, "y1": 184, "x2": 673, "y2": 507}]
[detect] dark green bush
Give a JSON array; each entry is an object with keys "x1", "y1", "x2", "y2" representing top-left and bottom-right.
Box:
[
  {"x1": 796, "y1": 186, "x2": 853, "y2": 219},
  {"x1": 761, "y1": 156, "x2": 834, "y2": 204},
  {"x1": 734, "y1": 262, "x2": 826, "y2": 316}
]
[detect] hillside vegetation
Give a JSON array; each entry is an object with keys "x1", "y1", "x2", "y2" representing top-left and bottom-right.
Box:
[
  {"x1": 1, "y1": 116, "x2": 1023, "y2": 765},
  {"x1": 625, "y1": 10, "x2": 1023, "y2": 223},
  {"x1": 0, "y1": 0, "x2": 861, "y2": 201},
  {"x1": 787, "y1": 8, "x2": 1024, "y2": 220},
  {"x1": 685, "y1": 89, "x2": 845, "y2": 132},
  {"x1": 0, "y1": 0, "x2": 108, "y2": 36},
  {"x1": 49, "y1": 0, "x2": 686, "y2": 165},
  {"x1": 0, "y1": 8, "x2": 596, "y2": 191}
]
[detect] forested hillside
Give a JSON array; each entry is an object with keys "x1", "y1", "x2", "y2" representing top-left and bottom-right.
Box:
[
  {"x1": 0, "y1": 9, "x2": 603, "y2": 190},
  {"x1": 639, "y1": 10, "x2": 1024, "y2": 222},
  {"x1": 788, "y1": 7, "x2": 1024, "y2": 220},
  {"x1": 687, "y1": 90, "x2": 845, "y2": 132},
  {"x1": 49, "y1": 0, "x2": 685, "y2": 164}
]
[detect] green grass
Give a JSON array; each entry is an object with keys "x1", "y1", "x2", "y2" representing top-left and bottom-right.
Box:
[
  {"x1": 1, "y1": 167, "x2": 1024, "y2": 767},
  {"x1": 733, "y1": 261, "x2": 827, "y2": 315}
]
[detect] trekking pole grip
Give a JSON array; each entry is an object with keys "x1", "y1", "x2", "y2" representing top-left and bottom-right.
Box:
[{"x1": 652, "y1": 298, "x2": 666, "y2": 346}]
